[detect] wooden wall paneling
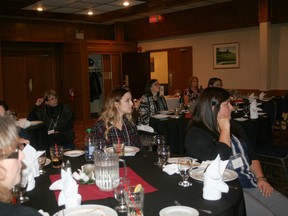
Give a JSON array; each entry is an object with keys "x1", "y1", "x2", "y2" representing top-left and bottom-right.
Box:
[
  {"x1": 102, "y1": 54, "x2": 112, "y2": 100},
  {"x1": 111, "y1": 54, "x2": 122, "y2": 88},
  {"x1": 2, "y1": 55, "x2": 28, "y2": 117},
  {"x1": 0, "y1": 41, "x2": 2, "y2": 98},
  {"x1": 124, "y1": 0, "x2": 259, "y2": 41},
  {"x1": 87, "y1": 40, "x2": 137, "y2": 53},
  {"x1": 64, "y1": 40, "x2": 90, "y2": 120}
]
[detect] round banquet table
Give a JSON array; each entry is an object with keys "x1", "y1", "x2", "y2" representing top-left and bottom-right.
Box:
[{"x1": 23, "y1": 151, "x2": 246, "y2": 216}]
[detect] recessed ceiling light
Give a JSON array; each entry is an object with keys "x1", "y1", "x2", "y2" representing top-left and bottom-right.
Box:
[
  {"x1": 37, "y1": 6, "x2": 43, "y2": 12},
  {"x1": 123, "y1": 1, "x2": 130, "y2": 7},
  {"x1": 87, "y1": 11, "x2": 93, "y2": 15}
]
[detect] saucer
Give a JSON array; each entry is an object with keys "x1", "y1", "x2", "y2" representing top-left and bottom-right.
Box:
[{"x1": 160, "y1": 206, "x2": 199, "y2": 216}]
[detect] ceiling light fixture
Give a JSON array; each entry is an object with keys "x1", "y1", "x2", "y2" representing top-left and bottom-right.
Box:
[
  {"x1": 37, "y1": 6, "x2": 43, "y2": 12},
  {"x1": 87, "y1": 11, "x2": 93, "y2": 15},
  {"x1": 123, "y1": 1, "x2": 130, "y2": 7}
]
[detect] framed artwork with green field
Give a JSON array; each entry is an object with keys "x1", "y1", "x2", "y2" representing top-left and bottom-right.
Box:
[{"x1": 213, "y1": 42, "x2": 239, "y2": 69}]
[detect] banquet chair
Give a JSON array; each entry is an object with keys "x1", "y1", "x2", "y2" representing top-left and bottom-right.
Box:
[
  {"x1": 138, "y1": 130, "x2": 158, "y2": 156},
  {"x1": 256, "y1": 144, "x2": 288, "y2": 182}
]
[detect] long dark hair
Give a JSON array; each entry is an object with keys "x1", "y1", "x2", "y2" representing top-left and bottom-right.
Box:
[
  {"x1": 145, "y1": 79, "x2": 159, "y2": 96},
  {"x1": 191, "y1": 87, "x2": 230, "y2": 136}
]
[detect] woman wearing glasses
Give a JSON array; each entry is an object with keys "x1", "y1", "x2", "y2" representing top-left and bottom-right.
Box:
[
  {"x1": 138, "y1": 79, "x2": 168, "y2": 125},
  {"x1": 27, "y1": 89, "x2": 74, "y2": 150},
  {"x1": 0, "y1": 116, "x2": 41, "y2": 215}
]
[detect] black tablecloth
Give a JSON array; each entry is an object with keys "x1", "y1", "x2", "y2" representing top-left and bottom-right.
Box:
[
  {"x1": 24, "y1": 152, "x2": 246, "y2": 216},
  {"x1": 149, "y1": 117, "x2": 189, "y2": 154}
]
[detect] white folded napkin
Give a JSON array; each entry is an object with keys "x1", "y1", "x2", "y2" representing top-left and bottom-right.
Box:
[
  {"x1": 249, "y1": 99, "x2": 262, "y2": 119},
  {"x1": 137, "y1": 124, "x2": 154, "y2": 133},
  {"x1": 162, "y1": 164, "x2": 179, "y2": 175},
  {"x1": 259, "y1": 92, "x2": 266, "y2": 100},
  {"x1": 248, "y1": 93, "x2": 255, "y2": 103},
  {"x1": 22, "y1": 144, "x2": 45, "y2": 191},
  {"x1": 203, "y1": 154, "x2": 229, "y2": 201},
  {"x1": 16, "y1": 119, "x2": 31, "y2": 129},
  {"x1": 38, "y1": 209, "x2": 50, "y2": 216},
  {"x1": 50, "y1": 169, "x2": 82, "y2": 208}
]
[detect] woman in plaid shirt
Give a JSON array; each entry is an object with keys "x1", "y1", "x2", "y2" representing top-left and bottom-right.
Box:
[{"x1": 93, "y1": 86, "x2": 139, "y2": 147}]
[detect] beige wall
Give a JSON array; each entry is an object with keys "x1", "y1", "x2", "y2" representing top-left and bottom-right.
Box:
[
  {"x1": 139, "y1": 23, "x2": 288, "y2": 91},
  {"x1": 150, "y1": 51, "x2": 168, "y2": 84}
]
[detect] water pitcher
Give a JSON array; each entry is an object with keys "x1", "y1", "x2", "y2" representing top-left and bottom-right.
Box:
[{"x1": 94, "y1": 151, "x2": 126, "y2": 191}]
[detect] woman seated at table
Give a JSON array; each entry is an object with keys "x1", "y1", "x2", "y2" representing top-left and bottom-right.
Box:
[
  {"x1": 207, "y1": 77, "x2": 223, "y2": 88},
  {"x1": 0, "y1": 116, "x2": 41, "y2": 215},
  {"x1": 180, "y1": 76, "x2": 201, "y2": 108},
  {"x1": 185, "y1": 87, "x2": 288, "y2": 216},
  {"x1": 92, "y1": 86, "x2": 139, "y2": 147},
  {"x1": 138, "y1": 79, "x2": 168, "y2": 125},
  {"x1": 27, "y1": 89, "x2": 74, "y2": 150}
]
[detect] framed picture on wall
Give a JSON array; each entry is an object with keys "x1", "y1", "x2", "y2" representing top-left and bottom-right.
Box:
[{"x1": 213, "y1": 42, "x2": 239, "y2": 69}]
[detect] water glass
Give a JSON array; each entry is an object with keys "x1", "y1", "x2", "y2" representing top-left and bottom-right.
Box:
[
  {"x1": 113, "y1": 142, "x2": 125, "y2": 157},
  {"x1": 153, "y1": 135, "x2": 165, "y2": 166},
  {"x1": 243, "y1": 104, "x2": 249, "y2": 117},
  {"x1": 38, "y1": 152, "x2": 47, "y2": 175},
  {"x1": 124, "y1": 185, "x2": 144, "y2": 216},
  {"x1": 49, "y1": 145, "x2": 63, "y2": 168},
  {"x1": 113, "y1": 177, "x2": 130, "y2": 213},
  {"x1": 18, "y1": 170, "x2": 29, "y2": 203},
  {"x1": 178, "y1": 157, "x2": 193, "y2": 187},
  {"x1": 158, "y1": 145, "x2": 170, "y2": 168}
]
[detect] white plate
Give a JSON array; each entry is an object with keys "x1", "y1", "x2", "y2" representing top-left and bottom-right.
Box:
[
  {"x1": 234, "y1": 117, "x2": 248, "y2": 122},
  {"x1": 45, "y1": 158, "x2": 51, "y2": 166},
  {"x1": 160, "y1": 206, "x2": 199, "y2": 216},
  {"x1": 159, "y1": 110, "x2": 174, "y2": 115},
  {"x1": 152, "y1": 114, "x2": 170, "y2": 119},
  {"x1": 105, "y1": 146, "x2": 140, "y2": 156},
  {"x1": 53, "y1": 204, "x2": 117, "y2": 216},
  {"x1": 168, "y1": 157, "x2": 198, "y2": 164},
  {"x1": 64, "y1": 150, "x2": 85, "y2": 157},
  {"x1": 30, "y1": 120, "x2": 43, "y2": 126},
  {"x1": 190, "y1": 168, "x2": 238, "y2": 182}
]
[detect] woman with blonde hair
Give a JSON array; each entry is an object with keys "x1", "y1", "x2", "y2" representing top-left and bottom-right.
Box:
[
  {"x1": 92, "y1": 86, "x2": 138, "y2": 147},
  {"x1": 0, "y1": 116, "x2": 41, "y2": 215},
  {"x1": 181, "y1": 76, "x2": 201, "y2": 108}
]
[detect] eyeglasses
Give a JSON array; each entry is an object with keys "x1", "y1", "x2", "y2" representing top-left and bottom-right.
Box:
[
  {"x1": 47, "y1": 96, "x2": 58, "y2": 101},
  {"x1": 6, "y1": 147, "x2": 20, "y2": 159}
]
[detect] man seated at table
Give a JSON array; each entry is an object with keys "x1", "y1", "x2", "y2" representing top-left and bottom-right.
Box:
[
  {"x1": 138, "y1": 79, "x2": 168, "y2": 125},
  {"x1": 27, "y1": 89, "x2": 74, "y2": 150},
  {"x1": 185, "y1": 87, "x2": 288, "y2": 216}
]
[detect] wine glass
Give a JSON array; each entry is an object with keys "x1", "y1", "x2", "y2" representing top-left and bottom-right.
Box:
[
  {"x1": 38, "y1": 152, "x2": 47, "y2": 175},
  {"x1": 153, "y1": 135, "x2": 165, "y2": 166},
  {"x1": 158, "y1": 145, "x2": 170, "y2": 168},
  {"x1": 233, "y1": 103, "x2": 239, "y2": 113},
  {"x1": 18, "y1": 171, "x2": 29, "y2": 203},
  {"x1": 113, "y1": 177, "x2": 130, "y2": 213},
  {"x1": 178, "y1": 157, "x2": 193, "y2": 187},
  {"x1": 243, "y1": 104, "x2": 250, "y2": 117}
]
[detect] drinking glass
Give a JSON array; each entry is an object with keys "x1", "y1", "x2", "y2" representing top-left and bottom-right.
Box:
[
  {"x1": 158, "y1": 145, "x2": 170, "y2": 168},
  {"x1": 113, "y1": 177, "x2": 130, "y2": 213},
  {"x1": 233, "y1": 103, "x2": 239, "y2": 113},
  {"x1": 18, "y1": 171, "x2": 29, "y2": 203},
  {"x1": 38, "y1": 152, "x2": 47, "y2": 175},
  {"x1": 49, "y1": 145, "x2": 64, "y2": 168},
  {"x1": 153, "y1": 135, "x2": 165, "y2": 166},
  {"x1": 243, "y1": 104, "x2": 249, "y2": 117},
  {"x1": 124, "y1": 185, "x2": 144, "y2": 216},
  {"x1": 178, "y1": 157, "x2": 193, "y2": 187}
]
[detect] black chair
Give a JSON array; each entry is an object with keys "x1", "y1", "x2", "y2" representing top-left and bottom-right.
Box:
[
  {"x1": 256, "y1": 144, "x2": 288, "y2": 182},
  {"x1": 137, "y1": 130, "x2": 158, "y2": 156}
]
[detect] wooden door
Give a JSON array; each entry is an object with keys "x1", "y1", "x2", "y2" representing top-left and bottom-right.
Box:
[
  {"x1": 2, "y1": 52, "x2": 57, "y2": 118},
  {"x1": 168, "y1": 47, "x2": 192, "y2": 95},
  {"x1": 122, "y1": 52, "x2": 150, "y2": 99}
]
